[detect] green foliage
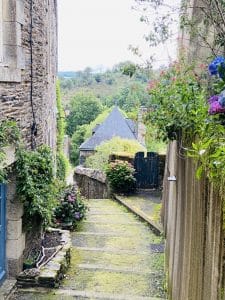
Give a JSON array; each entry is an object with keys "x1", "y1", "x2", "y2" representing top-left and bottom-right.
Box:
[
  {"x1": 16, "y1": 145, "x2": 58, "y2": 228},
  {"x1": 147, "y1": 62, "x2": 208, "y2": 142},
  {"x1": 56, "y1": 80, "x2": 70, "y2": 180},
  {"x1": 54, "y1": 185, "x2": 87, "y2": 227},
  {"x1": 0, "y1": 120, "x2": 20, "y2": 182},
  {"x1": 111, "y1": 82, "x2": 150, "y2": 112},
  {"x1": 66, "y1": 92, "x2": 103, "y2": 136},
  {"x1": 56, "y1": 80, "x2": 66, "y2": 151},
  {"x1": 70, "y1": 125, "x2": 87, "y2": 166},
  {"x1": 85, "y1": 137, "x2": 146, "y2": 171},
  {"x1": 187, "y1": 65, "x2": 225, "y2": 184},
  {"x1": 121, "y1": 63, "x2": 137, "y2": 77},
  {"x1": 106, "y1": 160, "x2": 136, "y2": 194},
  {"x1": 145, "y1": 122, "x2": 166, "y2": 153},
  {"x1": 56, "y1": 152, "x2": 69, "y2": 181}
]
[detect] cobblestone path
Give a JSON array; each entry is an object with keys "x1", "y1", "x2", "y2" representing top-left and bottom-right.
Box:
[{"x1": 13, "y1": 199, "x2": 165, "y2": 300}]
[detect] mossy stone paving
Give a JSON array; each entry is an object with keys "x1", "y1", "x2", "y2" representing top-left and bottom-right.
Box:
[{"x1": 13, "y1": 199, "x2": 166, "y2": 300}]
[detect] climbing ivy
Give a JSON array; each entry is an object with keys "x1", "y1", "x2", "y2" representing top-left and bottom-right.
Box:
[
  {"x1": 56, "y1": 80, "x2": 69, "y2": 181},
  {"x1": 0, "y1": 120, "x2": 20, "y2": 182},
  {"x1": 16, "y1": 145, "x2": 60, "y2": 228}
]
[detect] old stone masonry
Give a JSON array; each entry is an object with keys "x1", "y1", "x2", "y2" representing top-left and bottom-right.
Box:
[{"x1": 13, "y1": 199, "x2": 165, "y2": 300}]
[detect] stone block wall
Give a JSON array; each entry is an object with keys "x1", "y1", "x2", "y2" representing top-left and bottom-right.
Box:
[
  {"x1": 0, "y1": 0, "x2": 57, "y2": 278},
  {"x1": 163, "y1": 141, "x2": 225, "y2": 300},
  {"x1": 0, "y1": 0, "x2": 57, "y2": 149},
  {"x1": 74, "y1": 167, "x2": 110, "y2": 199}
]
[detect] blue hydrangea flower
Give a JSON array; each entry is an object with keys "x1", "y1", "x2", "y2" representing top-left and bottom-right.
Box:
[
  {"x1": 209, "y1": 63, "x2": 218, "y2": 75},
  {"x1": 208, "y1": 56, "x2": 225, "y2": 76}
]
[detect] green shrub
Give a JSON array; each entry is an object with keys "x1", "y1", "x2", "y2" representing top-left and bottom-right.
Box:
[
  {"x1": 56, "y1": 152, "x2": 69, "y2": 181},
  {"x1": 54, "y1": 185, "x2": 87, "y2": 228},
  {"x1": 70, "y1": 125, "x2": 87, "y2": 165},
  {"x1": 16, "y1": 145, "x2": 59, "y2": 228},
  {"x1": 85, "y1": 136, "x2": 146, "y2": 171},
  {"x1": 56, "y1": 81, "x2": 66, "y2": 151},
  {"x1": 106, "y1": 160, "x2": 136, "y2": 194}
]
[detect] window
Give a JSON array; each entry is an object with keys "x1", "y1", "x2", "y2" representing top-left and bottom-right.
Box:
[{"x1": 0, "y1": 0, "x2": 24, "y2": 82}]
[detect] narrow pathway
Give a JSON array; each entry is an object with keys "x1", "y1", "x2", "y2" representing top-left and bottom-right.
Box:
[{"x1": 13, "y1": 199, "x2": 165, "y2": 300}]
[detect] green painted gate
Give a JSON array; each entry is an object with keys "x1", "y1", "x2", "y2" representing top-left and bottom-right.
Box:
[
  {"x1": 0, "y1": 183, "x2": 6, "y2": 285},
  {"x1": 134, "y1": 152, "x2": 159, "y2": 189}
]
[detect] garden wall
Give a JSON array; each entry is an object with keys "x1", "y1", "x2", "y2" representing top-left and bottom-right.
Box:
[
  {"x1": 163, "y1": 141, "x2": 225, "y2": 300},
  {"x1": 74, "y1": 167, "x2": 110, "y2": 199}
]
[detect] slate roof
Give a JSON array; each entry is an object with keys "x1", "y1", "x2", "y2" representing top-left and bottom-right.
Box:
[{"x1": 79, "y1": 106, "x2": 138, "y2": 151}]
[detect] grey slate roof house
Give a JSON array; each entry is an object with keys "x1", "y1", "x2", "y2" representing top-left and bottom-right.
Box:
[{"x1": 79, "y1": 106, "x2": 146, "y2": 162}]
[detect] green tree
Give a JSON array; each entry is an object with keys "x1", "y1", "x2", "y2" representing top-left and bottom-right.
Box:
[
  {"x1": 70, "y1": 125, "x2": 87, "y2": 166},
  {"x1": 66, "y1": 92, "x2": 103, "y2": 136}
]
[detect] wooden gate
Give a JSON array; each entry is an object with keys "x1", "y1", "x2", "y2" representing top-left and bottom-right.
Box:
[
  {"x1": 134, "y1": 152, "x2": 159, "y2": 189},
  {"x1": 0, "y1": 183, "x2": 6, "y2": 285}
]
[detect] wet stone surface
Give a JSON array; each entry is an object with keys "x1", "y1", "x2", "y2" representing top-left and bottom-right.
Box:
[{"x1": 12, "y1": 198, "x2": 166, "y2": 300}]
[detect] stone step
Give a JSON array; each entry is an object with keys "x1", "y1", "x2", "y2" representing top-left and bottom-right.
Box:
[
  {"x1": 76, "y1": 221, "x2": 153, "y2": 236},
  {"x1": 86, "y1": 213, "x2": 139, "y2": 223},
  {"x1": 15, "y1": 288, "x2": 165, "y2": 300},
  {"x1": 82, "y1": 220, "x2": 143, "y2": 225},
  {"x1": 87, "y1": 212, "x2": 131, "y2": 215},
  {"x1": 63, "y1": 268, "x2": 165, "y2": 298},
  {"x1": 72, "y1": 233, "x2": 160, "y2": 252},
  {"x1": 76, "y1": 263, "x2": 163, "y2": 275},
  {"x1": 69, "y1": 248, "x2": 164, "y2": 273},
  {"x1": 74, "y1": 231, "x2": 143, "y2": 237},
  {"x1": 75, "y1": 246, "x2": 151, "y2": 255}
]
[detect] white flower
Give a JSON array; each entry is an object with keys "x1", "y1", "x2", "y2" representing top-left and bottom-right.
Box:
[{"x1": 199, "y1": 149, "x2": 206, "y2": 155}]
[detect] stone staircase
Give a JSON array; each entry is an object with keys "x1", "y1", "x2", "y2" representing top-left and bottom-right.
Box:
[{"x1": 13, "y1": 199, "x2": 166, "y2": 300}]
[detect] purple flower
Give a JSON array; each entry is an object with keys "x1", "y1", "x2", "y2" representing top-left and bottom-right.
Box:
[
  {"x1": 208, "y1": 95, "x2": 219, "y2": 104},
  {"x1": 67, "y1": 195, "x2": 75, "y2": 203},
  {"x1": 218, "y1": 90, "x2": 225, "y2": 108},
  {"x1": 209, "y1": 101, "x2": 225, "y2": 115},
  {"x1": 74, "y1": 212, "x2": 81, "y2": 220}
]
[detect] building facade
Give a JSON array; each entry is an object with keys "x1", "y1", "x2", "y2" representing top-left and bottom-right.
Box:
[{"x1": 0, "y1": 0, "x2": 57, "y2": 280}]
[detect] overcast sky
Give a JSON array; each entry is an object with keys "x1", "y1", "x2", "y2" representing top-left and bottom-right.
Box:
[{"x1": 58, "y1": 0, "x2": 179, "y2": 71}]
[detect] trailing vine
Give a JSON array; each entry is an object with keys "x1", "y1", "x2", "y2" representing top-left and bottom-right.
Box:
[
  {"x1": 0, "y1": 120, "x2": 20, "y2": 182},
  {"x1": 56, "y1": 80, "x2": 69, "y2": 181},
  {"x1": 15, "y1": 145, "x2": 60, "y2": 229}
]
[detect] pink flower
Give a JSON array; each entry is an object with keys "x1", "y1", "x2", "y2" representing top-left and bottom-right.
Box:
[{"x1": 67, "y1": 195, "x2": 75, "y2": 203}]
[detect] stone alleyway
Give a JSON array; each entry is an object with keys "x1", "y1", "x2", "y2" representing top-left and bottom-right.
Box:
[{"x1": 13, "y1": 199, "x2": 165, "y2": 300}]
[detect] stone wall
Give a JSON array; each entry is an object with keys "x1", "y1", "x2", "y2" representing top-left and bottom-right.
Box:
[
  {"x1": 0, "y1": 0, "x2": 57, "y2": 278},
  {"x1": 0, "y1": 0, "x2": 57, "y2": 149},
  {"x1": 163, "y1": 141, "x2": 225, "y2": 300},
  {"x1": 74, "y1": 167, "x2": 110, "y2": 199}
]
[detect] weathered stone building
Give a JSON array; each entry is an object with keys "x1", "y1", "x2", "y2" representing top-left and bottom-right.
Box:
[{"x1": 0, "y1": 0, "x2": 57, "y2": 282}]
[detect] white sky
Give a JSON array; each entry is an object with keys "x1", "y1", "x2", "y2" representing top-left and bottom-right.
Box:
[{"x1": 58, "y1": 0, "x2": 179, "y2": 71}]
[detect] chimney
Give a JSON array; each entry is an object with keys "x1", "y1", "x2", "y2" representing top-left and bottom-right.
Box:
[{"x1": 137, "y1": 107, "x2": 147, "y2": 146}]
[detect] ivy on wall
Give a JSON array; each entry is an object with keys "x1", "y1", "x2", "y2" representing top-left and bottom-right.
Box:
[
  {"x1": 56, "y1": 80, "x2": 69, "y2": 181},
  {"x1": 16, "y1": 145, "x2": 60, "y2": 228}
]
